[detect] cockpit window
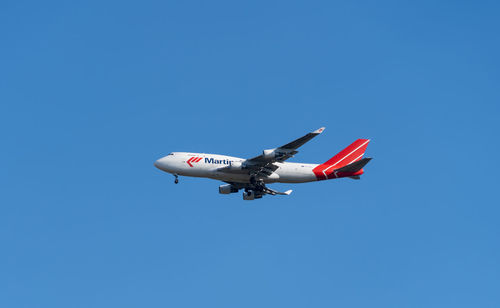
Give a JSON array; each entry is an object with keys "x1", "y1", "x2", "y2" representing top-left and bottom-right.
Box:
[{"x1": 168, "y1": 153, "x2": 174, "y2": 156}]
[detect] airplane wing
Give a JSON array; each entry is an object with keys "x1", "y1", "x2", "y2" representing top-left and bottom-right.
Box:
[
  {"x1": 219, "y1": 128, "x2": 324, "y2": 198},
  {"x1": 246, "y1": 127, "x2": 325, "y2": 163},
  {"x1": 224, "y1": 181, "x2": 292, "y2": 199},
  {"x1": 264, "y1": 186, "x2": 293, "y2": 196},
  {"x1": 242, "y1": 127, "x2": 325, "y2": 178}
]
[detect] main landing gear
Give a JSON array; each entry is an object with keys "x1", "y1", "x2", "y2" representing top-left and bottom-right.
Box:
[
  {"x1": 173, "y1": 174, "x2": 179, "y2": 184},
  {"x1": 250, "y1": 176, "x2": 265, "y2": 191}
]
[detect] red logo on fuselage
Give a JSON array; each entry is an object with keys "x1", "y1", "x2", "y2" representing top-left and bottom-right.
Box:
[{"x1": 187, "y1": 156, "x2": 203, "y2": 167}]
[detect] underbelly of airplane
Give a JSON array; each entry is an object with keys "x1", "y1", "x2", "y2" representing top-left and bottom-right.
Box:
[{"x1": 177, "y1": 169, "x2": 317, "y2": 184}]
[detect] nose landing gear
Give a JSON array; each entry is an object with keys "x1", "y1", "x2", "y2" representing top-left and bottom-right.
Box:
[{"x1": 173, "y1": 174, "x2": 179, "y2": 184}]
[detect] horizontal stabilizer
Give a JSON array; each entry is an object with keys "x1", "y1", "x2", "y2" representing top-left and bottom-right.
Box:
[{"x1": 334, "y1": 157, "x2": 372, "y2": 173}]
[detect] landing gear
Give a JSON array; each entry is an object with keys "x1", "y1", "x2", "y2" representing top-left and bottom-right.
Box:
[
  {"x1": 249, "y1": 175, "x2": 265, "y2": 191},
  {"x1": 173, "y1": 174, "x2": 179, "y2": 184}
]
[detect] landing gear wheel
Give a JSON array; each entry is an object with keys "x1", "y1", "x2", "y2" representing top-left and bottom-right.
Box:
[{"x1": 173, "y1": 174, "x2": 179, "y2": 184}]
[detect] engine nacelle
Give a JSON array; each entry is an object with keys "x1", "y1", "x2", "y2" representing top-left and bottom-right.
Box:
[
  {"x1": 262, "y1": 149, "x2": 277, "y2": 160},
  {"x1": 228, "y1": 161, "x2": 242, "y2": 170},
  {"x1": 262, "y1": 148, "x2": 292, "y2": 160},
  {"x1": 219, "y1": 184, "x2": 239, "y2": 194},
  {"x1": 242, "y1": 190, "x2": 255, "y2": 200}
]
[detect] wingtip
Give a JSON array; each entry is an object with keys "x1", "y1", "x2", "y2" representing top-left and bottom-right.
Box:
[
  {"x1": 284, "y1": 190, "x2": 293, "y2": 195},
  {"x1": 313, "y1": 127, "x2": 326, "y2": 134}
]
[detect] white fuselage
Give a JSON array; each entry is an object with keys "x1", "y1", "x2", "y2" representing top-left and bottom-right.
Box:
[{"x1": 154, "y1": 152, "x2": 319, "y2": 183}]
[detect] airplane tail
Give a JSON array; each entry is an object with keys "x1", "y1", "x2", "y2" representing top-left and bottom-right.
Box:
[{"x1": 312, "y1": 139, "x2": 371, "y2": 180}]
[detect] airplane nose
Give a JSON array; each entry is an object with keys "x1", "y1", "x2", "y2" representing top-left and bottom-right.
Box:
[
  {"x1": 154, "y1": 157, "x2": 167, "y2": 170},
  {"x1": 155, "y1": 155, "x2": 175, "y2": 173}
]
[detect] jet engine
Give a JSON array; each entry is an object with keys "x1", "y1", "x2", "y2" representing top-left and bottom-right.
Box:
[
  {"x1": 262, "y1": 149, "x2": 277, "y2": 160},
  {"x1": 219, "y1": 184, "x2": 239, "y2": 194},
  {"x1": 262, "y1": 148, "x2": 293, "y2": 160},
  {"x1": 228, "y1": 161, "x2": 242, "y2": 170}
]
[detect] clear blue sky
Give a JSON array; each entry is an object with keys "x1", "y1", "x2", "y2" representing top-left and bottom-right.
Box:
[{"x1": 1, "y1": 0, "x2": 499, "y2": 307}]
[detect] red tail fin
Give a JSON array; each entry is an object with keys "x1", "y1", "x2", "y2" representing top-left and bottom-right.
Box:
[{"x1": 313, "y1": 139, "x2": 370, "y2": 180}]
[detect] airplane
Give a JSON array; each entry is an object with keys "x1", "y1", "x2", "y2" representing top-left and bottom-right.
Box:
[{"x1": 154, "y1": 127, "x2": 372, "y2": 200}]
